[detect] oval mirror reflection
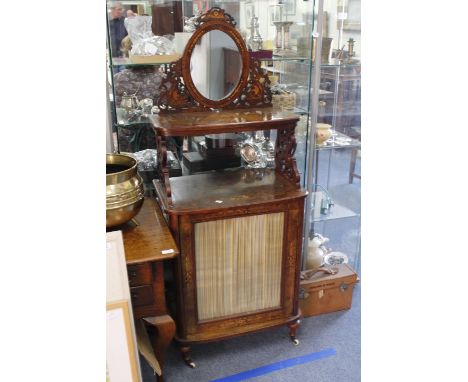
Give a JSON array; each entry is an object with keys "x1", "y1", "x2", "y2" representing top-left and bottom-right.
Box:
[{"x1": 190, "y1": 30, "x2": 242, "y2": 101}]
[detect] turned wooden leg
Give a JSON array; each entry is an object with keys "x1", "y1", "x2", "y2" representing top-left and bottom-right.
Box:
[
  {"x1": 143, "y1": 315, "x2": 176, "y2": 376},
  {"x1": 287, "y1": 319, "x2": 301, "y2": 345},
  {"x1": 180, "y1": 346, "x2": 196, "y2": 368}
]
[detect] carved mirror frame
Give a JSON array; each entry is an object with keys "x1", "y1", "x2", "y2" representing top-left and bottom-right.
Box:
[
  {"x1": 182, "y1": 10, "x2": 250, "y2": 109},
  {"x1": 157, "y1": 7, "x2": 271, "y2": 113}
]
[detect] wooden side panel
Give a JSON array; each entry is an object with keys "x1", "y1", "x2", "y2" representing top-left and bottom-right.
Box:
[{"x1": 194, "y1": 213, "x2": 284, "y2": 321}]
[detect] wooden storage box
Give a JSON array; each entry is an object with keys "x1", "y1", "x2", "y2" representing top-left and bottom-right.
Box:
[{"x1": 299, "y1": 263, "x2": 358, "y2": 317}]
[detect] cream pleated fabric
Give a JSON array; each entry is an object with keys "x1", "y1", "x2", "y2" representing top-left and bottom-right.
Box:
[{"x1": 195, "y1": 212, "x2": 284, "y2": 321}]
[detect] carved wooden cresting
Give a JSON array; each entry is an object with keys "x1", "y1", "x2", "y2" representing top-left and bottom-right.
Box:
[{"x1": 157, "y1": 7, "x2": 271, "y2": 112}]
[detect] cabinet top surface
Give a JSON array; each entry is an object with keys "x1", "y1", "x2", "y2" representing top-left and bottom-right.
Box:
[
  {"x1": 150, "y1": 107, "x2": 299, "y2": 136},
  {"x1": 109, "y1": 198, "x2": 179, "y2": 264},
  {"x1": 165, "y1": 168, "x2": 307, "y2": 215}
]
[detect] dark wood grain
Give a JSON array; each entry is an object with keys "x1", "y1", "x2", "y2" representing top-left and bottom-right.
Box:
[
  {"x1": 131, "y1": 262, "x2": 168, "y2": 319},
  {"x1": 119, "y1": 198, "x2": 179, "y2": 264},
  {"x1": 127, "y1": 263, "x2": 152, "y2": 287},
  {"x1": 143, "y1": 315, "x2": 176, "y2": 376},
  {"x1": 175, "y1": 311, "x2": 302, "y2": 345},
  {"x1": 151, "y1": 107, "x2": 299, "y2": 137},
  {"x1": 115, "y1": 198, "x2": 179, "y2": 379},
  {"x1": 165, "y1": 168, "x2": 307, "y2": 214},
  {"x1": 130, "y1": 285, "x2": 154, "y2": 307}
]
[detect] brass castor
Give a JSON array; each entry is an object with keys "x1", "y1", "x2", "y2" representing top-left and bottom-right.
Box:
[
  {"x1": 287, "y1": 319, "x2": 301, "y2": 346},
  {"x1": 180, "y1": 346, "x2": 196, "y2": 368}
]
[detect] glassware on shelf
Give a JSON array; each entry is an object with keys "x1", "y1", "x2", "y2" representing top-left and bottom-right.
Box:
[
  {"x1": 305, "y1": 233, "x2": 330, "y2": 270},
  {"x1": 247, "y1": 15, "x2": 263, "y2": 51},
  {"x1": 315, "y1": 123, "x2": 332, "y2": 145},
  {"x1": 269, "y1": 1, "x2": 294, "y2": 55},
  {"x1": 239, "y1": 131, "x2": 275, "y2": 169}
]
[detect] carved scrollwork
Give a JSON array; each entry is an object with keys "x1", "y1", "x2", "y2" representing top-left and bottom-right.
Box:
[
  {"x1": 235, "y1": 59, "x2": 272, "y2": 108},
  {"x1": 157, "y1": 62, "x2": 206, "y2": 113},
  {"x1": 156, "y1": 134, "x2": 173, "y2": 203},
  {"x1": 275, "y1": 127, "x2": 301, "y2": 187},
  {"x1": 195, "y1": 7, "x2": 237, "y2": 27}
]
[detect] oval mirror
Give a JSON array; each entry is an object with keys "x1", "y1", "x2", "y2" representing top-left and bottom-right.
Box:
[{"x1": 189, "y1": 29, "x2": 242, "y2": 101}]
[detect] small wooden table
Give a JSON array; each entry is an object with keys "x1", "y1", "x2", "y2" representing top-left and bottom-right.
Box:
[{"x1": 113, "y1": 198, "x2": 179, "y2": 382}]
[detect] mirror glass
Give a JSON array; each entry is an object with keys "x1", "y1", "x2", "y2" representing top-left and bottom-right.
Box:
[{"x1": 189, "y1": 30, "x2": 242, "y2": 101}]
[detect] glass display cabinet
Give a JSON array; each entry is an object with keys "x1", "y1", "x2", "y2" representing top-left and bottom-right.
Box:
[{"x1": 306, "y1": 0, "x2": 361, "y2": 273}]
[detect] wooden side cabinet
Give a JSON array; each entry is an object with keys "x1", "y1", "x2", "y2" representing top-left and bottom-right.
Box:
[{"x1": 152, "y1": 108, "x2": 308, "y2": 367}]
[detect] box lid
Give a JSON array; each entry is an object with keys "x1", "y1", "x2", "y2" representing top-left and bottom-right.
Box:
[{"x1": 300, "y1": 263, "x2": 357, "y2": 291}]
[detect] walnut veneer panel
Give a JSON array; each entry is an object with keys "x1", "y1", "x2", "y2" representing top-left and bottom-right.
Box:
[
  {"x1": 119, "y1": 198, "x2": 179, "y2": 264},
  {"x1": 167, "y1": 169, "x2": 307, "y2": 214},
  {"x1": 194, "y1": 212, "x2": 284, "y2": 321},
  {"x1": 150, "y1": 107, "x2": 299, "y2": 136}
]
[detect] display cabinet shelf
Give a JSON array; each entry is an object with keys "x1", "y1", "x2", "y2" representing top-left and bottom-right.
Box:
[
  {"x1": 115, "y1": 118, "x2": 152, "y2": 127},
  {"x1": 310, "y1": 190, "x2": 359, "y2": 223},
  {"x1": 316, "y1": 132, "x2": 361, "y2": 150},
  {"x1": 268, "y1": 56, "x2": 309, "y2": 62},
  {"x1": 111, "y1": 57, "x2": 180, "y2": 67}
]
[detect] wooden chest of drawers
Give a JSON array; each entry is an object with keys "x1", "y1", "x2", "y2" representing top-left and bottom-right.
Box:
[{"x1": 127, "y1": 261, "x2": 165, "y2": 319}]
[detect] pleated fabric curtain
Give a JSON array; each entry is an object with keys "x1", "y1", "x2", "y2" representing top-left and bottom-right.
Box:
[{"x1": 195, "y1": 212, "x2": 284, "y2": 321}]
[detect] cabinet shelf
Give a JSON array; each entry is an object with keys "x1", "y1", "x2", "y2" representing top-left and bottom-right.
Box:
[
  {"x1": 161, "y1": 168, "x2": 306, "y2": 214},
  {"x1": 115, "y1": 109, "x2": 308, "y2": 128},
  {"x1": 150, "y1": 107, "x2": 299, "y2": 137}
]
